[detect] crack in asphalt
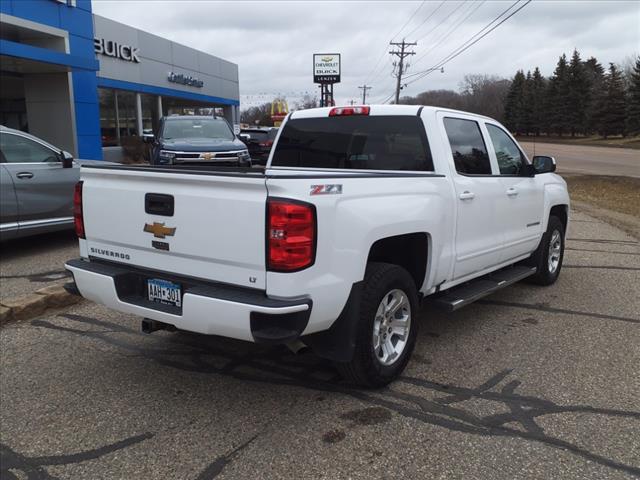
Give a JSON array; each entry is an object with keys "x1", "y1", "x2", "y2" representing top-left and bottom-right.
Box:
[
  {"x1": 21, "y1": 313, "x2": 640, "y2": 478},
  {"x1": 0, "y1": 433, "x2": 153, "y2": 480},
  {"x1": 195, "y1": 434, "x2": 260, "y2": 480},
  {"x1": 567, "y1": 238, "x2": 639, "y2": 246},
  {"x1": 563, "y1": 264, "x2": 640, "y2": 271},
  {"x1": 477, "y1": 300, "x2": 640, "y2": 324},
  {"x1": 0, "y1": 269, "x2": 71, "y2": 283},
  {"x1": 565, "y1": 247, "x2": 640, "y2": 256}
]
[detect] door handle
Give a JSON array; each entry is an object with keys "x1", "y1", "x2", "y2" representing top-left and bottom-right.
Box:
[
  {"x1": 459, "y1": 191, "x2": 475, "y2": 200},
  {"x1": 16, "y1": 172, "x2": 34, "y2": 179},
  {"x1": 506, "y1": 187, "x2": 518, "y2": 197}
]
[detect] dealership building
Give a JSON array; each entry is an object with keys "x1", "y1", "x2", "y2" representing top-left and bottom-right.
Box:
[{"x1": 0, "y1": 0, "x2": 240, "y2": 160}]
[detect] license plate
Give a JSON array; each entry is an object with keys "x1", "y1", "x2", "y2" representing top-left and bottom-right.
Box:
[{"x1": 147, "y1": 278, "x2": 181, "y2": 307}]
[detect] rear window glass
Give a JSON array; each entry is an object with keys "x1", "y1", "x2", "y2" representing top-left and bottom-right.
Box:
[
  {"x1": 271, "y1": 116, "x2": 433, "y2": 171},
  {"x1": 443, "y1": 117, "x2": 491, "y2": 175},
  {"x1": 242, "y1": 131, "x2": 269, "y2": 141},
  {"x1": 162, "y1": 118, "x2": 234, "y2": 140}
]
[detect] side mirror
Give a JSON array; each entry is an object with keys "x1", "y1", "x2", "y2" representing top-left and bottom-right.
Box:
[
  {"x1": 61, "y1": 151, "x2": 74, "y2": 168},
  {"x1": 532, "y1": 156, "x2": 556, "y2": 174},
  {"x1": 142, "y1": 134, "x2": 155, "y2": 144}
]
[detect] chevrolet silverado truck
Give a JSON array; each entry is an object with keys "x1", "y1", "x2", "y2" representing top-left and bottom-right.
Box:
[{"x1": 65, "y1": 105, "x2": 569, "y2": 387}]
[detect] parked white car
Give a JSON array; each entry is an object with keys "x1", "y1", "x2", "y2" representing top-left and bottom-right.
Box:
[{"x1": 66, "y1": 105, "x2": 569, "y2": 387}]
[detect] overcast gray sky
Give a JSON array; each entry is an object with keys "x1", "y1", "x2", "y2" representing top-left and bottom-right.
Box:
[{"x1": 93, "y1": 0, "x2": 639, "y2": 109}]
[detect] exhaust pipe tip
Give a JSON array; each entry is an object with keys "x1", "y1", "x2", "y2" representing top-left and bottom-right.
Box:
[
  {"x1": 141, "y1": 318, "x2": 176, "y2": 334},
  {"x1": 285, "y1": 339, "x2": 308, "y2": 354}
]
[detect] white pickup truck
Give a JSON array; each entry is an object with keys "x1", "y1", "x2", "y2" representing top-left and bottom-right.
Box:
[{"x1": 65, "y1": 105, "x2": 569, "y2": 387}]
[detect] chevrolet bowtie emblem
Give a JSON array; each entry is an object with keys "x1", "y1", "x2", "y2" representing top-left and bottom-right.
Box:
[
  {"x1": 201, "y1": 152, "x2": 213, "y2": 160},
  {"x1": 143, "y1": 222, "x2": 176, "y2": 238}
]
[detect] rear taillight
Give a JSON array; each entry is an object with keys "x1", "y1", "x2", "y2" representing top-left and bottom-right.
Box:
[
  {"x1": 73, "y1": 181, "x2": 85, "y2": 239},
  {"x1": 329, "y1": 106, "x2": 370, "y2": 117},
  {"x1": 259, "y1": 140, "x2": 274, "y2": 148},
  {"x1": 267, "y1": 199, "x2": 316, "y2": 272}
]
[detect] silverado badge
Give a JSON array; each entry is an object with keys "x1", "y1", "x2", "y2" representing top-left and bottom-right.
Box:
[{"x1": 143, "y1": 222, "x2": 176, "y2": 238}]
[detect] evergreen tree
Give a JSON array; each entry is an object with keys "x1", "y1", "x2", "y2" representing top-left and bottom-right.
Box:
[
  {"x1": 625, "y1": 56, "x2": 640, "y2": 135},
  {"x1": 583, "y1": 57, "x2": 605, "y2": 134},
  {"x1": 529, "y1": 67, "x2": 546, "y2": 136},
  {"x1": 546, "y1": 54, "x2": 571, "y2": 135},
  {"x1": 567, "y1": 49, "x2": 590, "y2": 136},
  {"x1": 597, "y1": 63, "x2": 627, "y2": 138},
  {"x1": 504, "y1": 70, "x2": 526, "y2": 134},
  {"x1": 521, "y1": 71, "x2": 534, "y2": 135}
]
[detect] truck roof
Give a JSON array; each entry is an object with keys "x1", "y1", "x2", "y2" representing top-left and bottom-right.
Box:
[{"x1": 289, "y1": 104, "x2": 493, "y2": 121}]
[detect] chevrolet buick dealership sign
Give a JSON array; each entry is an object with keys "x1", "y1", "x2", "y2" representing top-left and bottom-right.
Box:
[
  {"x1": 313, "y1": 54, "x2": 341, "y2": 83},
  {"x1": 94, "y1": 38, "x2": 140, "y2": 63}
]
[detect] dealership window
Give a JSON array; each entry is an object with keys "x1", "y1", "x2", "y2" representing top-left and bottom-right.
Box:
[
  {"x1": 140, "y1": 93, "x2": 158, "y2": 134},
  {"x1": 117, "y1": 91, "x2": 137, "y2": 140},
  {"x1": 99, "y1": 88, "x2": 152, "y2": 147},
  {"x1": 98, "y1": 89, "x2": 118, "y2": 146}
]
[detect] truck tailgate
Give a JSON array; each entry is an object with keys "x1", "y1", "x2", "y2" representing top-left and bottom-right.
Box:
[{"x1": 80, "y1": 167, "x2": 267, "y2": 289}]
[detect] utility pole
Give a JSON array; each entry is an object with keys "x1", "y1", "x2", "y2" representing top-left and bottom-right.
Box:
[
  {"x1": 389, "y1": 40, "x2": 416, "y2": 104},
  {"x1": 358, "y1": 84, "x2": 372, "y2": 104}
]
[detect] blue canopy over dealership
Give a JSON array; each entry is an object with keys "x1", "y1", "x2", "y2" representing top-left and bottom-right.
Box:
[{"x1": 0, "y1": 0, "x2": 240, "y2": 160}]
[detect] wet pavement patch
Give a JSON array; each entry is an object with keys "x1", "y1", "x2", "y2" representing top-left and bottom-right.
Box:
[
  {"x1": 340, "y1": 407, "x2": 392, "y2": 426},
  {"x1": 322, "y1": 429, "x2": 346, "y2": 444}
]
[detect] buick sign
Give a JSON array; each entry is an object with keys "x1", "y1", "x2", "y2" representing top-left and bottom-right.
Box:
[{"x1": 94, "y1": 38, "x2": 140, "y2": 63}]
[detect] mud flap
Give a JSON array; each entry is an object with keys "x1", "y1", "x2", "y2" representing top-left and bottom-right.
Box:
[{"x1": 302, "y1": 281, "x2": 363, "y2": 362}]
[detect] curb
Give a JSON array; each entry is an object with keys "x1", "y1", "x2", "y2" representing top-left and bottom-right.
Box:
[{"x1": 0, "y1": 283, "x2": 82, "y2": 326}]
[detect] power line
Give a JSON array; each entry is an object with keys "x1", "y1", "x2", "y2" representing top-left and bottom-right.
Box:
[
  {"x1": 374, "y1": 0, "x2": 473, "y2": 101},
  {"x1": 403, "y1": 0, "x2": 447, "y2": 40},
  {"x1": 404, "y1": 0, "x2": 531, "y2": 89},
  {"x1": 390, "y1": 0, "x2": 427, "y2": 41},
  {"x1": 414, "y1": 0, "x2": 467, "y2": 42},
  {"x1": 410, "y1": 0, "x2": 487, "y2": 69},
  {"x1": 363, "y1": 1, "x2": 427, "y2": 85}
]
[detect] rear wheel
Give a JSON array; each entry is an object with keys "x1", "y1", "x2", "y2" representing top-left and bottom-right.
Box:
[
  {"x1": 335, "y1": 262, "x2": 419, "y2": 388},
  {"x1": 527, "y1": 215, "x2": 565, "y2": 285}
]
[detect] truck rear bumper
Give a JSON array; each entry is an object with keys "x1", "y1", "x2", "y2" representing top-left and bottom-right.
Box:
[{"x1": 65, "y1": 258, "x2": 311, "y2": 343}]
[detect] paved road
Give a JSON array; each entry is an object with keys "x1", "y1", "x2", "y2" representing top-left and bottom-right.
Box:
[
  {"x1": 520, "y1": 142, "x2": 639, "y2": 177},
  {"x1": 0, "y1": 230, "x2": 76, "y2": 303},
  {"x1": 1, "y1": 209, "x2": 639, "y2": 479}
]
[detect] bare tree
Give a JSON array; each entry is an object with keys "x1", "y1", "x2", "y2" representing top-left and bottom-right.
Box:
[
  {"x1": 294, "y1": 94, "x2": 319, "y2": 110},
  {"x1": 240, "y1": 102, "x2": 273, "y2": 126}
]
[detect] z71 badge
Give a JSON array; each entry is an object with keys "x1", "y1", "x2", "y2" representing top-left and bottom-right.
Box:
[{"x1": 310, "y1": 184, "x2": 343, "y2": 195}]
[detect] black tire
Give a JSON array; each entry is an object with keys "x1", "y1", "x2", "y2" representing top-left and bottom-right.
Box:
[
  {"x1": 527, "y1": 215, "x2": 565, "y2": 286},
  {"x1": 335, "y1": 262, "x2": 419, "y2": 388}
]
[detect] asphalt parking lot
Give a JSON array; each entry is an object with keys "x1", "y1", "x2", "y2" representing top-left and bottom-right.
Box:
[
  {"x1": 0, "y1": 230, "x2": 76, "y2": 304},
  {"x1": 1, "y1": 208, "x2": 639, "y2": 480}
]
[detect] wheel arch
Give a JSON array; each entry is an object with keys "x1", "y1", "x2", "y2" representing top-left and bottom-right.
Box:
[
  {"x1": 366, "y1": 232, "x2": 430, "y2": 292},
  {"x1": 549, "y1": 204, "x2": 568, "y2": 234}
]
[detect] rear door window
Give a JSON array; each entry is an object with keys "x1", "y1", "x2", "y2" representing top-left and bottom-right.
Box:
[
  {"x1": 443, "y1": 117, "x2": 491, "y2": 175},
  {"x1": 271, "y1": 116, "x2": 433, "y2": 171}
]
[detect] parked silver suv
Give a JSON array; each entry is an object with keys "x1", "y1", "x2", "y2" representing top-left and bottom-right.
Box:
[{"x1": 0, "y1": 126, "x2": 79, "y2": 240}]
